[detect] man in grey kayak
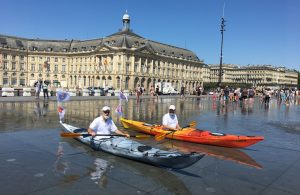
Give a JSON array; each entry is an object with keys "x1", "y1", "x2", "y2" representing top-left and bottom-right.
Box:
[
  {"x1": 87, "y1": 106, "x2": 130, "y2": 139},
  {"x1": 162, "y1": 105, "x2": 182, "y2": 130}
]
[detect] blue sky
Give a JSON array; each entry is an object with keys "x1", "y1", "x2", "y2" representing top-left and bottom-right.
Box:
[{"x1": 1, "y1": 0, "x2": 299, "y2": 71}]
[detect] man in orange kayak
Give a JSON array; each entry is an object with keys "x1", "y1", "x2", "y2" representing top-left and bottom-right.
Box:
[{"x1": 162, "y1": 105, "x2": 182, "y2": 130}]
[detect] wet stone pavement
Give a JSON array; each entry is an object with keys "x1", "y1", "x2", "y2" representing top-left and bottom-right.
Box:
[{"x1": 0, "y1": 96, "x2": 300, "y2": 195}]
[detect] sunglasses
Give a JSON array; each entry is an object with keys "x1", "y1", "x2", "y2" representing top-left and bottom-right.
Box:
[
  {"x1": 103, "y1": 110, "x2": 110, "y2": 114},
  {"x1": 169, "y1": 109, "x2": 175, "y2": 113}
]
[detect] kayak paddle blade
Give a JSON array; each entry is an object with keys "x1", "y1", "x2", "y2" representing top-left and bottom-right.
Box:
[
  {"x1": 155, "y1": 133, "x2": 167, "y2": 141},
  {"x1": 189, "y1": 121, "x2": 197, "y2": 128},
  {"x1": 133, "y1": 135, "x2": 151, "y2": 139},
  {"x1": 60, "y1": 132, "x2": 83, "y2": 138}
]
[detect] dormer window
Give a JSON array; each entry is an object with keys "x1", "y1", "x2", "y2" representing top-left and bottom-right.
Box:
[
  {"x1": 63, "y1": 48, "x2": 68, "y2": 52},
  {"x1": 91, "y1": 46, "x2": 96, "y2": 50},
  {"x1": 0, "y1": 38, "x2": 7, "y2": 47},
  {"x1": 82, "y1": 47, "x2": 86, "y2": 51},
  {"x1": 32, "y1": 46, "x2": 37, "y2": 51},
  {"x1": 47, "y1": 47, "x2": 52, "y2": 52},
  {"x1": 73, "y1": 48, "x2": 78, "y2": 52}
]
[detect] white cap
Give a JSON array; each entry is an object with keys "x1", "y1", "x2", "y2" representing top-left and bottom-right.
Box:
[
  {"x1": 169, "y1": 105, "x2": 176, "y2": 110},
  {"x1": 102, "y1": 106, "x2": 110, "y2": 111}
]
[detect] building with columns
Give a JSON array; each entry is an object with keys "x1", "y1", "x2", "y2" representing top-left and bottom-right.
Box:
[
  {"x1": 207, "y1": 64, "x2": 298, "y2": 87},
  {"x1": 0, "y1": 12, "x2": 205, "y2": 91}
]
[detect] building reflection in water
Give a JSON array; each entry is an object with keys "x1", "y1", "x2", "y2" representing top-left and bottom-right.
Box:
[
  {"x1": 54, "y1": 142, "x2": 70, "y2": 175},
  {"x1": 0, "y1": 96, "x2": 297, "y2": 131},
  {"x1": 34, "y1": 101, "x2": 42, "y2": 118},
  {"x1": 90, "y1": 158, "x2": 111, "y2": 188}
]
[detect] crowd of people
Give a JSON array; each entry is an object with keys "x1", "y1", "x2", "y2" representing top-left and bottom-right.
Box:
[
  {"x1": 34, "y1": 79, "x2": 50, "y2": 99},
  {"x1": 212, "y1": 86, "x2": 299, "y2": 105}
]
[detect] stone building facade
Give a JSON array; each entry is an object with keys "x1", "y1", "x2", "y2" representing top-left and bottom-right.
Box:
[
  {"x1": 206, "y1": 64, "x2": 298, "y2": 87},
  {"x1": 0, "y1": 13, "x2": 205, "y2": 91}
]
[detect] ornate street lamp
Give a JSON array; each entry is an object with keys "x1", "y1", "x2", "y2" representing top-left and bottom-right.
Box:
[{"x1": 218, "y1": 15, "x2": 226, "y2": 87}]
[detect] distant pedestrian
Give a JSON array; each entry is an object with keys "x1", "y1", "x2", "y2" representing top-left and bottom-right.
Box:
[
  {"x1": 180, "y1": 86, "x2": 185, "y2": 99},
  {"x1": 155, "y1": 85, "x2": 159, "y2": 98},
  {"x1": 264, "y1": 90, "x2": 271, "y2": 104},
  {"x1": 248, "y1": 88, "x2": 256, "y2": 99},
  {"x1": 224, "y1": 86, "x2": 230, "y2": 101},
  {"x1": 196, "y1": 86, "x2": 201, "y2": 96},
  {"x1": 35, "y1": 80, "x2": 42, "y2": 99},
  {"x1": 42, "y1": 81, "x2": 49, "y2": 99},
  {"x1": 241, "y1": 88, "x2": 248, "y2": 101},
  {"x1": 149, "y1": 85, "x2": 155, "y2": 97},
  {"x1": 136, "y1": 84, "x2": 141, "y2": 101}
]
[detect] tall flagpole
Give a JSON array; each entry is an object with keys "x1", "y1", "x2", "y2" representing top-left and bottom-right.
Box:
[{"x1": 218, "y1": 3, "x2": 226, "y2": 87}]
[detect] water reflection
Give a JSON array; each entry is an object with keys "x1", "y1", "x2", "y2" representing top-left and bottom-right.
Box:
[
  {"x1": 0, "y1": 97, "x2": 298, "y2": 131},
  {"x1": 162, "y1": 140, "x2": 262, "y2": 169},
  {"x1": 34, "y1": 101, "x2": 42, "y2": 118},
  {"x1": 240, "y1": 99, "x2": 255, "y2": 115},
  {"x1": 33, "y1": 100, "x2": 50, "y2": 117},
  {"x1": 95, "y1": 154, "x2": 193, "y2": 194},
  {"x1": 90, "y1": 158, "x2": 111, "y2": 188},
  {"x1": 42, "y1": 100, "x2": 49, "y2": 116},
  {"x1": 62, "y1": 138, "x2": 193, "y2": 194},
  {"x1": 54, "y1": 142, "x2": 70, "y2": 175}
]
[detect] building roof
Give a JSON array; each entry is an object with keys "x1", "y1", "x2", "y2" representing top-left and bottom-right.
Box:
[{"x1": 0, "y1": 11, "x2": 202, "y2": 63}]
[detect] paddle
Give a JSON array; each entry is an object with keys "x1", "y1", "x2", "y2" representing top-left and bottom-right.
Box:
[
  {"x1": 155, "y1": 121, "x2": 197, "y2": 141},
  {"x1": 60, "y1": 132, "x2": 150, "y2": 139}
]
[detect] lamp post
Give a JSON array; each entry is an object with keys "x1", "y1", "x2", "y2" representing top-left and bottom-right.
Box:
[{"x1": 218, "y1": 17, "x2": 226, "y2": 87}]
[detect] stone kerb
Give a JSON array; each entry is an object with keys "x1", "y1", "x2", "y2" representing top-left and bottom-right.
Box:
[
  {"x1": 114, "y1": 90, "x2": 120, "y2": 96},
  {"x1": 1, "y1": 88, "x2": 15, "y2": 97},
  {"x1": 23, "y1": 88, "x2": 32, "y2": 96},
  {"x1": 82, "y1": 89, "x2": 89, "y2": 96},
  {"x1": 55, "y1": 88, "x2": 64, "y2": 96},
  {"x1": 94, "y1": 89, "x2": 101, "y2": 96},
  {"x1": 68, "y1": 89, "x2": 77, "y2": 96},
  {"x1": 123, "y1": 90, "x2": 129, "y2": 97}
]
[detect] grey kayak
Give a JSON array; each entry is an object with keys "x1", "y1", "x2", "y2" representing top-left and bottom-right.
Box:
[{"x1": 61, "y1": 122, "x2": 204, "y2": 169}]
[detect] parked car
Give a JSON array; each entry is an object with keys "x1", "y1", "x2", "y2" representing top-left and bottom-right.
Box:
[
  {"x1": 88, "y1": 87, "x2": 106, "y2": 96},
  {"x1": 87, "y1": 87, "x2": 95, "y2": 96},
  {"x1": 104, "y1": 87, "x2": 115, "y2": 96},
  {"x1": 94, "y1": 87, "x2": 105, "y2": 96},
  {"x1": 170, "y1": 89, "x2": 180, "y2": 95}
]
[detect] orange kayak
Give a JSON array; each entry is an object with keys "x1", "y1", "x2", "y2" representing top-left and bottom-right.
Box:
[{"x1": 120, "y1": 118, "x2": 264, "y2": 148}]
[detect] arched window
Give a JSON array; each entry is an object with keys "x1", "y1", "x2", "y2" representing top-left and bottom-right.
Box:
[
  {"x1": 116, "y1": 76, "x2": 121, "y2": 89},
  {"x1": 108, "y1": 76, "x2": 112, "y2": 87},
  {"x1": 125, "y1": 77, "x2": 130, "y2": 90}
]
